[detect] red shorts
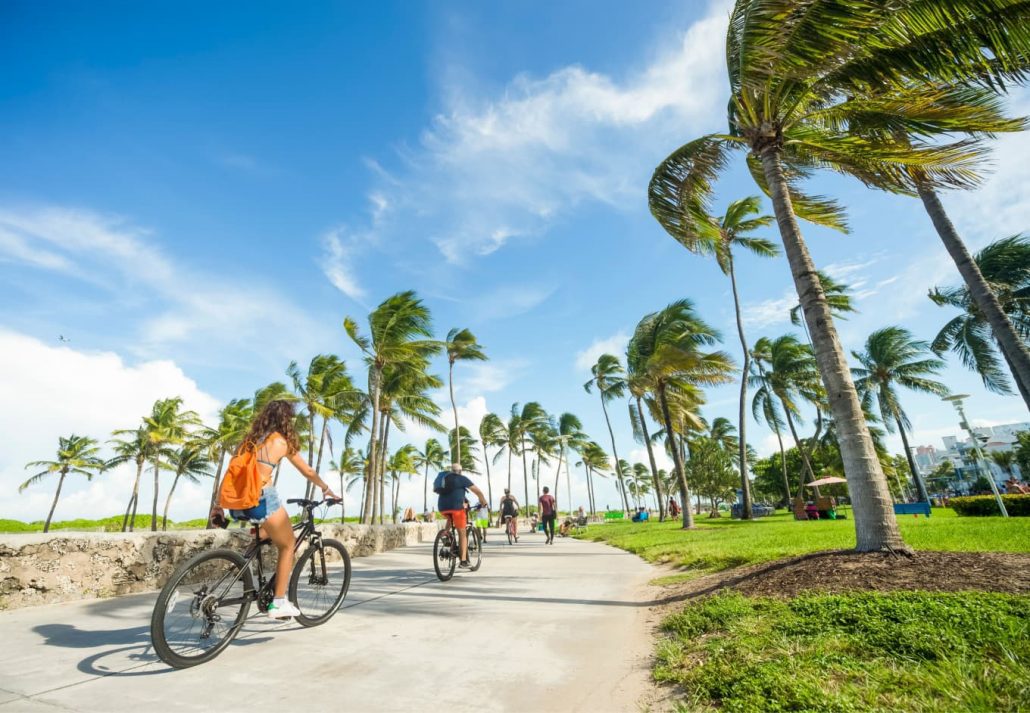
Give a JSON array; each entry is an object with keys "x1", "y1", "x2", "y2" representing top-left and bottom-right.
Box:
[{"x1": 441, "y1": 509, "x2": 467, "y2": 529}]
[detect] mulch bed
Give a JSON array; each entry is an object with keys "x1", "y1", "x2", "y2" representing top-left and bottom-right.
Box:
[{"x1": 656, "y1": 550, "x2": 1030, "y2": 604}]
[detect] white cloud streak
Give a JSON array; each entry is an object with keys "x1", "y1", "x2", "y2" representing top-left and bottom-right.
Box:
[{"x1": 575, "y1": 331, "x2": 629, "y2": 372}]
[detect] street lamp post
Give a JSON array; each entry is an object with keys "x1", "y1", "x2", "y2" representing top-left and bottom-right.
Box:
[{"x1": 942, "y1": 395, "x2": 1009, "y2": 518}]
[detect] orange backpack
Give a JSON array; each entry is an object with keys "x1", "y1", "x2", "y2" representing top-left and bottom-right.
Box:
[{"x1": 219, "y1": 448, "x2": 263, "y2": 509}]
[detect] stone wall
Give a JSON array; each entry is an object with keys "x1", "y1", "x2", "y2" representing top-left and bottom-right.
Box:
[{"x1": 0, "y1": 522, "x2": 440, "y2": 611}]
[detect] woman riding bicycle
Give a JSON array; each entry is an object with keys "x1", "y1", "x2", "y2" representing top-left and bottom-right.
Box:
[{"x1": 213, "y1": 399, "x2": 338, "y2": 619}]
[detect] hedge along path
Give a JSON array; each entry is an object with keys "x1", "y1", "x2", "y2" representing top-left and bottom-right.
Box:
[{"x1": 949, "y1": 494, "x2": 1030, "y2": 516}]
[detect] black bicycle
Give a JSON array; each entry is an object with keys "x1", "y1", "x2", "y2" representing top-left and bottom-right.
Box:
[
  {"x1": 151, "y1": 498, "x2": 351, "y2": 669},
  {"x1": 433, "y1": 508, "x2": 483, "y2": 581}
]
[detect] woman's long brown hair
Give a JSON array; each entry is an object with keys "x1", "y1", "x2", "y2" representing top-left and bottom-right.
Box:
[{"x1": 237, "y1": 399, "x2": 301, "y2": 455}]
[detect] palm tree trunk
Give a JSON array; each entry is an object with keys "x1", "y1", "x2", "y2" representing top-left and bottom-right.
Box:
[
  {"x1": 585, "y1": 465, "x2": 595, "y2": 515},
  {"x1": 600, "y1": 396, "x2": 630, "y2": 512},
  {"x1": 307, "y1": 417, "x2": 330, "y2": 501},
  {"x1": 124, "y1": 458, "x2": 145, "y2": 532},
  {"x1": 783, "y1": 401, "x2": 819, "y2": 498},
  {"x1": 340, "y1": 473, "x2": 346, "y2": 523},
  {"x1": 775, "y1": 428, "x2": 791, "y2": 504},
  {"x1": 894, "y1": 413, "x2": 930, "y2": 503},
  {"x1": 521, "y1": 439, "x2": 530, "y2": 515},
  {"x1": 999, "y1": 345, "x2": 1030, "y2": 406},
  {"x1": 566, "y1": 458, "x2": 574, "y2": 515},
  {"x1": 449, "y1": 361, "x2": 461, "y2": 463},
  {"x1": 423, "y1": 462, "x2": 430, "y2": 513},
  {"x1": 482, "y1": 446, "x2": 494, "y2": 512},
  {"x1": 162, "y1": 470, "x2": 182, "y2": 531},
  {"x1": 151, "y1": 457, "x2": 161, "y2": 532},
  {"x1": 129, "y1": 487, "x2": 140, "y2": 532},
  {"x1": 507, "y1": 447, "x2": 513, "y2": 492},
  {"x1": 728, "y1": 257, "x2": 754, "y2": 519},
  {"x1": 206, "y1": 448, "x2": 226, "y2": 521},
  {"x1": 553, "y1": 446, "x2": 564, "y2": 503},
  {"x1": 362, "y1": 368, "x2": 382, "y2": 524},
  {"x1": 917, "y1": 182, "x2": 1030, "y2": 410},
  {"x1": 658, "y1": 384, "x2": 694, "y2": 529},
  {"x1": 761, "y1": 149, "x2": 906, "y2": 552},
  {"x1": 378, "y1": 417, "x2": 391, "y2": 525},
  {"x1": 636, "y1": 398, "x2": 665, "y2": 521},
  {"x1": 43, "y1": 470, "x2": 67, "y2": 533}
]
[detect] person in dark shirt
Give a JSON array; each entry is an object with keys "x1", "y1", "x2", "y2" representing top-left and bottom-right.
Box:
[
  {"x1": 435, "y1": 464, "x2": 487, "y2": 568},
  {"x1": 539, "y1": 486, "x2": 557, "y2": 544}
]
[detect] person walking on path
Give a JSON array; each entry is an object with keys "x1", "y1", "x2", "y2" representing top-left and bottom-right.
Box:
[{"x1": 539, "y1": 486, "x2": 557, "y2": 544}]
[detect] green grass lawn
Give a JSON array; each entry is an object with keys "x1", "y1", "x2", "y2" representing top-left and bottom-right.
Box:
[
  {"x1": 579, "y1": 508, "x2": 1030, "y2": 576},
  {"x1": 581, "y1": 509, "x2": 1030, "y2": 711},
  {"x1": 656, "y1": 590, "x2": 1029, "y2": 712}
]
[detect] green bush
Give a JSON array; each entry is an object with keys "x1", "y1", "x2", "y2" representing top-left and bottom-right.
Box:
[{"x1": 950, "y1": 494, "x2": 1030, "y2": 517}]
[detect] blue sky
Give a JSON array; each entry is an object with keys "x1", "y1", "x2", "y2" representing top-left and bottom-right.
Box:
[{"x1": 2, "y1": 0, "x2": 1028, "y2": 522}]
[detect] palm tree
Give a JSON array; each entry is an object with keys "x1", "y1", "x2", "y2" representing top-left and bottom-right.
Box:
[
  {"x1": 657, "y1": 194, "x2": 777, "y2": 519},
  {"x1": 577, "y1": 441, "x2": 610, "y2": 515},
  {"x1": 646, "y1": 1, "x2": 1027, "y2": 550},
  {"x1": 628, "y1": 374, "x2": 667, "y2": 520},
  {"x1": 852, "y1": 327, "x2": 949, "y2": 503},
  {"x1": 627, "y1": 299, "x2": 735, "y2": 528},
  {"x1": 790, "y1": 271, "x2": 857, "y2": 336},
  {"x1": 331, "y1": 447, "x2": 364, "y2": 522},
  {"x1": 201, "y1": 398, "x2": 252, "y2": 523},
  {"x1": 479, "y1": 413, "x2": 507, "y2": 510},
  {"x1": 288, "y1": 355, "x2": 354, "y2": 498},
  {"x1": 162, "y1": 441, "x2": 212, "y2": 530},
  {"x1": 414, "y1": 438, "x2": 446, "y2": 513},
  {"x1": 751, "y1": 336, "x2": 824, "y2": 499},
  {"x1": 526, "y1": 418, "x2": 557, "y2": 505},
  {"x1": 447, "y1": 426, "x2": 479, "y2": 475},
  {"x1": 552, "y1": 412, "x2": 586, "y2": 513},
  {"x1": 584, "y1": 354, "x2": 631, "y2": 512},
  {"x1": 386, "y1": 445, "x2": 418, "y2": 523},
  {"x1": 991, "y1": 451, "x2": 1017, "y2": 483},
  {"x1": 930, "y1": 235, "x2": 1030, "y2": 403},
  {"x1": 512, "y1": 402, "x2": 548, "y2": 513},
  {"x1": 22, "y1": 435, "x2": 104, "y2": 532},
  {"x1": 108, "y1": 426, "x2": 151, "y2": 532},
  {"x1": 144, "y1": 398, "x2": 199, "y2": 532},
  {"x1": 444, "y1": 328, "x2": 487, "y2": 464},
  {"x1": 346, "y1": 291, "x2": 440, "y2": 524},
  {"x1": 749, "y1": 359, "x2": 792, "y2": 504}
]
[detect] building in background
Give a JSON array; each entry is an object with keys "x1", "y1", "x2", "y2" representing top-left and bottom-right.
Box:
[{"x1": 917, "y1": 422, "x2": 1029, "y2": 494}]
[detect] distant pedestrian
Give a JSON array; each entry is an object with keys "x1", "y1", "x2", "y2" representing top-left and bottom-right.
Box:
[
  {"x1": 668, "y1": 497, "x2": 680, "y2": 518},
  {"x1": 539, "y1": 486, "x2": 557, "y2": 544}
]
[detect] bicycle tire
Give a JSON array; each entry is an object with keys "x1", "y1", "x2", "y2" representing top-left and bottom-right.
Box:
[
  {"x1": 466, "y1": 526, "x2": 483, "y2": 571},
  {"x1": 507, "y1": 520, "x2": 514, "y2": 546},
  {"x1": 289, "y1": 538, "x2": 351, "y2": 627},
  {"x1": 151, "y1": 548, "x2": 253, "y2": 669},
  {"x1": 433, "y1": 528, "x2": 456, "y2": 581}
]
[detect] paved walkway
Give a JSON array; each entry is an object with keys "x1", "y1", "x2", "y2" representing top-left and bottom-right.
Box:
[{"x1": 0, "y1": 528, "x2": 657, "y2": 712}]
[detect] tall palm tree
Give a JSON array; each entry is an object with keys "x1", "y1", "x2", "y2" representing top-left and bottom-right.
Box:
[
  {"x1": 331, "y1": 447, "x2": 364, "y2": 523},
  {"x1": 447, "y1": 426, "x2": 479, "y2": 474},
  {"x1": 346, "y1": 291, "x2": 440, "y2": 524},
  {"x1": 751, "y1": 336, "x2": 824, "y2": 498},
  {"x1": 646, "y1": 1, "x2": 1029, "y2": 550},
  {"x1": 526, "y1": 418, "x2": 557, "y2": 505},
  {"x1": 552, "y1": 412, "x2": 586, "y2": 513},
  {"x1": 512, "y1": 402, "x2": 548, "y2": 513},
  {"x1": 444, "y1": 328, "x2": 487, "y2": 464},
  {"x1": 790, "y1": 271, "x2": 858, "y2": 335},
  {"x1": 749, "y1": 360, "x2": 792, "y2": 504},
  {"x1": 479, "y1": 413, "x2": 507, "y2": 510},
  {"x1": 930, "y1": 235, "x2": 1030, "y2": 403},
  {"x1": 162, "y1": 441, "x2": 212, "y2": 530},
  {"x1": 657, "y1": 194, "x2": 777, "y2": 520},
  {"x1": 852, "y1": 326, "x2": 949, "y2": 503},
  {"x1": 414, "y1": 438, "x2": 446, "y2": 513},
  {"x1": 628, "y1": 373, "x2": 666, "y2": 520},
  {"x1": 386, "y1": 445, "x2": 418, "y2": 523},
  {"x1": 108, "y1": 426, "x2": 151, "y2": 532},
  {"x1": 584, "y1": 354, "x2": 631, "y2": 511},
  {"x1": 627, "y1": 299, "x2": 735, "y2": 528},
  {"x1": 144, "y1": 398, "x2": 199, "y2": 532},
  {"x1": 577, "y1": 441, "x2": 610, "y2": 515},
  {"x1": 22, "y1": 435, "x2": 105, "y2": 532}
]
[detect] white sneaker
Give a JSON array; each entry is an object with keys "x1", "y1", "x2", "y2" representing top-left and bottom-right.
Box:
[{"x1": 266, "y1": 600, "x2": 301, "y2": 619}]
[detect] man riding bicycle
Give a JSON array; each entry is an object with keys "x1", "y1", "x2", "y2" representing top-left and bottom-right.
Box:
[
  {"x1": 498, "y1": 489, "x2": 520, "y2": 541},
  {"x1": 434, "y1": 464, "x2": 486, "y2": 568}
]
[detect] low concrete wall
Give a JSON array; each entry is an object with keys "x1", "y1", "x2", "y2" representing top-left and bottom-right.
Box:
[{"x1": 0, "y1": 522, "x2": 440, "y2": 611}]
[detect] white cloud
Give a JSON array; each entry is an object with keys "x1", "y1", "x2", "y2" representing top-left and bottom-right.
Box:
[
  {"x1": 321, "y1": 227, "x2": 368, "y2": 302},
  {"x1": 741, "y1": 290, "x2": 797, "y2": 328},
  {"x1": 575, "y1": 330, "x2": 629, "y2": 372},
  {"x1": 0, "y1": 205, "x2": 322, "y2": 367},
  {"x1": 628, "y1": 447, "x2": 673, "y2": 473},
  {"x1": 457, "y1": 360, "x2": 526, "y2": 397},
  {"x1": 470, "y1": 283, "x2": 556, "y2": 321},
  {"x1": 0, "y1": 328, "x2": 221, "y2": 523},
  {"x1": 337, "y1": 4, "x2": 729, "y2": 267}
]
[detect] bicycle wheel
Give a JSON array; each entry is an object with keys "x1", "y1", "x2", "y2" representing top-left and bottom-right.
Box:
[
  {"x1": 433, "y1": 528, "x2": 457, "y2": 581},
  {"x1": 289, "y1": 538, "x2": 351, "y2": 627},
  {"x1": 466, "y1": 527, "x2": 483, "y2": 572},
  {"x1": 151, "y1": 548, "x2": 253, "y2": 669},
  {"x1": 507, "y1": 520, "x2": 514, "y2": 546}
]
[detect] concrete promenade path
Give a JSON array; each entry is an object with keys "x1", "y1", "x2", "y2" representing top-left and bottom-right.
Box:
[{"x1": 0, "y1": 529, "x2": 657, "y2": 712}]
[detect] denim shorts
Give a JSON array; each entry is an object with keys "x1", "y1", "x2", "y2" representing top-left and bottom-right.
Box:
[{"x1": 230, "y1": 486, "x2": 282, "y2": 523}]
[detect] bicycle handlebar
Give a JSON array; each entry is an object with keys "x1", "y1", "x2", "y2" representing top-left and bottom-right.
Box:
[{"x1": 287, "y1": 498, "x2": 342, "y2": 509}]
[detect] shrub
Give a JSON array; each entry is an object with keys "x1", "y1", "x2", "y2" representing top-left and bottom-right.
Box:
[{"x1": 949, "y1": 494, "x2": 1030, "y2": 517}]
